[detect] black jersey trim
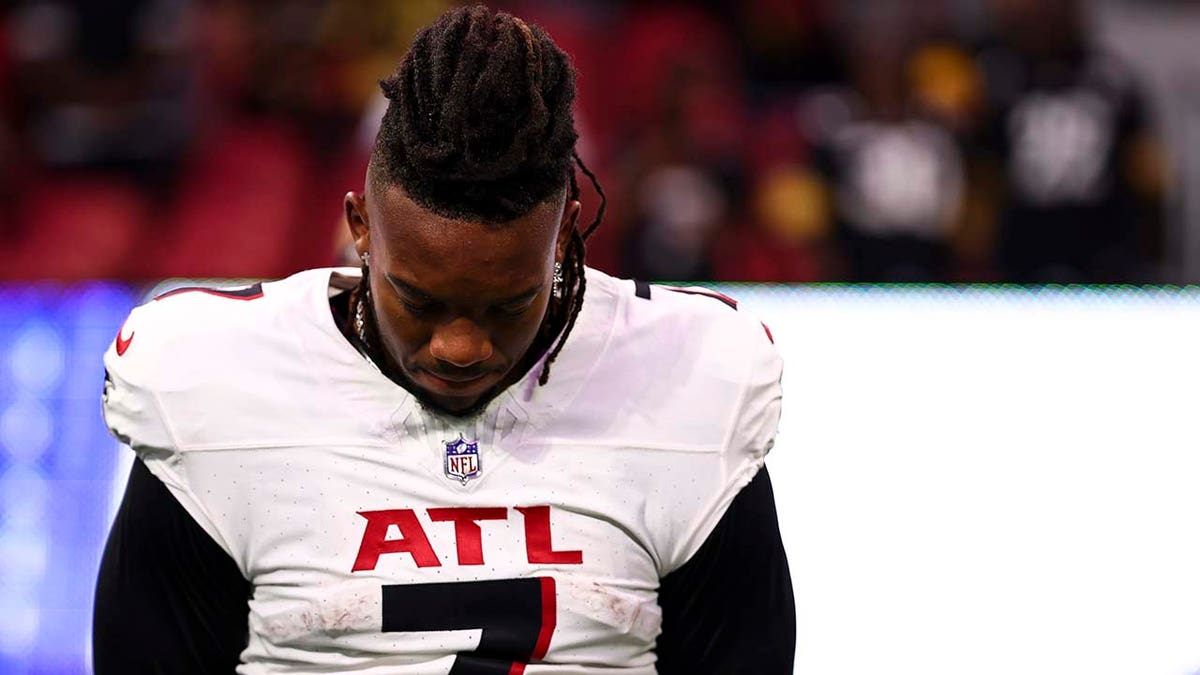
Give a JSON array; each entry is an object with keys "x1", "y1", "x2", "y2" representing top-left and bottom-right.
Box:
[{"x1": 634, "y1": 280, "x2": 653, "y2": 300}]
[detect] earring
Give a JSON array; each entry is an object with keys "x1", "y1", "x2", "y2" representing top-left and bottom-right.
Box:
[
  {"x1": 552, "y1": 261, "x2": 564, "y2": 299},
  {"x1": 361, "y1": 251, "x2": 370, "y2": 266}
]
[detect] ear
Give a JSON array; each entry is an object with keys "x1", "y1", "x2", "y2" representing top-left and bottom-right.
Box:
[
  {"x1": 344, "y1": 191, "x2": 371, "y2": 260},
  {"x1": 556, "y1": 199, "x2": 581, "y2": 263}
]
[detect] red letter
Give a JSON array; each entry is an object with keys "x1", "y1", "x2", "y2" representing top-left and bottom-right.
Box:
[
  {"x1": 427, "y1": 507, "x2": 508, "y2": 565},
  {"x1": 352, "y1": 509, "x2": 441, "y2": 571},
  {"x1": 517, "y1": 506, "x2": 583, "y2": 565}
]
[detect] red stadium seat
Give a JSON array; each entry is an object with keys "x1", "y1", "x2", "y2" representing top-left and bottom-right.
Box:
[
  {"x1": 145, "y1": 120, "x2": 312, "y2": 280},
  {"x1": 610, "y1": 6, "x2": 738, "y2": 129},
  {"x1": 711, "y1": 227, "x2": 824, "y2": 283},
  {"x1": 2, "y1": 175, "x2": 149, "y2": 281},
  {"x1": 292, "y1": 147, "x2": 369, "y2": 271}
]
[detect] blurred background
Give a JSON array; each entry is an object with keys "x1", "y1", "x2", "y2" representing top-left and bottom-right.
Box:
[
  {"x1": 3, "y1": 0, "x2": 1200, "y2": 673},
  {"x1": 0, "y1": 0, "x2": 1197, "y2": 284}
]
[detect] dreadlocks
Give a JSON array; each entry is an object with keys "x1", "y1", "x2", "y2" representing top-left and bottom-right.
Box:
[{"x1": 362, "y1": 4, "x2": 605, "y2": 386}]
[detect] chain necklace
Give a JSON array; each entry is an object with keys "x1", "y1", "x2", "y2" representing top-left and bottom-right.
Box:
[{"x1": 354, "y1": 290, "x2": 369, "y2": 349}]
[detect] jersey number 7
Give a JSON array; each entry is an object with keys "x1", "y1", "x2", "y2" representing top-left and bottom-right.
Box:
[{"x1": 382, "y1": 577, "x2": 557, "y2": 674}]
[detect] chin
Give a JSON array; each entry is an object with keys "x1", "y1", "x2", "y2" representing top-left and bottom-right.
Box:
[
  {"x1": 399, "y1": 369, "x2": 491, "y2": 416},
  {"x1": 417, "y1": 390, "x2": 493, "y2": 419},
  {"x1": 402, "y1": 359, "x2": 508, "y2": 404}
]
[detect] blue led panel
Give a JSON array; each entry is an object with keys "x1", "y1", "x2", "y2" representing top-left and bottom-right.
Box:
[{"x1": 0, "y1": 284, "x2": 136, "y2": 675}]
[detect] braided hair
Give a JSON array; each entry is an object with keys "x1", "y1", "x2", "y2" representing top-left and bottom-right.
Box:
[{"x1": 362, "y1": 4, "x2": 605, "y2": 386}]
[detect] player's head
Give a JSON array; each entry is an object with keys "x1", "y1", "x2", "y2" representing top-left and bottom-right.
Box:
[{"x1": 344, "y1": 4, "x2": 604, "y2": 415}]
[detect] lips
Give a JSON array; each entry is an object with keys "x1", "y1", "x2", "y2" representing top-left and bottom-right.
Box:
[
  {"x1": 430, "y1": 372, "x2": 485, "y2": 384},
  {"x1": 416, "y1": 369, "x2": 495, "y2": 395}
]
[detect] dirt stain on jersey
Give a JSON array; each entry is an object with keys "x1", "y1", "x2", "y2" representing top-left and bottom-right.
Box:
[
  {"x1": 566, "y1": 580, "x2": 661, "y2": 641},
  {"x1": 259, "y1": 582, "x2": 380, "y2": 644}
]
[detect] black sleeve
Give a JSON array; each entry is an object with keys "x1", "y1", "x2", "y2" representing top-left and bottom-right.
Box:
[
  {"x1": 94, "y1": 457, "x2": 251, "y2": 674},
  {"x1": 656, "y1": 467, "x2": 796, "y2": 674}
]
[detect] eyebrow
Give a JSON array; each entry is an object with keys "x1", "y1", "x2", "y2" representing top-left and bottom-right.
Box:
[{"x1": 385, "y1": 274, "x2": 543, "y2": 305}]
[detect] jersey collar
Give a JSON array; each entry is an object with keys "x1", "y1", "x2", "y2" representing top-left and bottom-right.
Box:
[{"x1": 304, "y1": 267, "x2": 618, "y2": 449}]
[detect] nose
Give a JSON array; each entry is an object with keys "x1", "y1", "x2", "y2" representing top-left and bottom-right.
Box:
[{"x1": 428, "y1": 318, "x2": 494, "y2": 368}]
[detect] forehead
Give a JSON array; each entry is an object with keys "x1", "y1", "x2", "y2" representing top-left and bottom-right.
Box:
[{"x1": 368, "y1": 184, "x2": 562, "y2": 296}]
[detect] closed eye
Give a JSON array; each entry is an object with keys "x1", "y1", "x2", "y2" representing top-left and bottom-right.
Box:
[
  {"x1": 401, "y1": 299, "x2": 438, "y2": 318},
  {"x1": 493, "y1": 302, "x2": 533, "y2": 318}
]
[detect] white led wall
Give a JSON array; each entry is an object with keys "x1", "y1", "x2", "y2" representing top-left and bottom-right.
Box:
[{"x1": 726, "y1": 286, "x2": 1200, "y2": 675}]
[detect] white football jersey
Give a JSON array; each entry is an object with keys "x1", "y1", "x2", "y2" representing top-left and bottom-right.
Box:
[{"x1": 102, "y1": 266, "x2": 783, "y2": 674}]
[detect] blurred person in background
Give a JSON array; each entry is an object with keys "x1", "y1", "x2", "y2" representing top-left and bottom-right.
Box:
[
  {"x1": 731, "y1": 0, "x2": 844, "y2": 93},
  {"x1": 906, "y1": 36, "x2": 1000, "y2": 281},
  {"x1": 709, "y1": 0, "x2": 841, "y2": 283},
  {"x1": 813, "y1": 4, "x2": 968, "y2": 282},
  {"x1": 614, "y1": 5, "x2": 745, "y2": 282},
  {"x1": 3, "y1": 0, "x2": 196, "y2": 277},
  {"x1": 7, "y1": 0, "x2": 194, "y2": 183},
  {"x1": 711, "y1": 160, "x2": 834, "y2": 283},
  {"x1": 977, "y1": 0, "x2": 1165, "y2": 283}
]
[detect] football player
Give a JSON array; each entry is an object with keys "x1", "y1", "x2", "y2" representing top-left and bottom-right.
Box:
[{"x1": 94, "y1": 6, "x2": 794, "y2": 673}]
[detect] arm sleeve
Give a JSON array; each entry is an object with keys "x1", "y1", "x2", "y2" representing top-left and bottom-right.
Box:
[
  {"x1": 93, "y1": 457, "x2": 251, "y2": 674},
  {"x1": 656, "y1": 467, "x2": 795, "y2": 674}
]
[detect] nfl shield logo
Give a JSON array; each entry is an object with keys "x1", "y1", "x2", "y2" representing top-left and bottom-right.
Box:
[{"x1": 443, "y1": 435, "x2": 481, "y2": 485}]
